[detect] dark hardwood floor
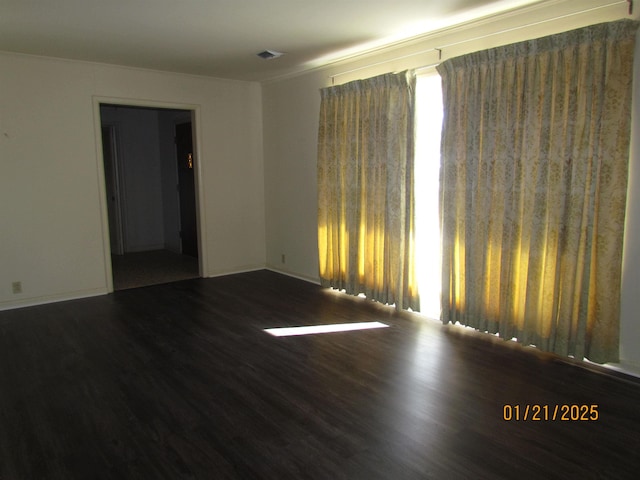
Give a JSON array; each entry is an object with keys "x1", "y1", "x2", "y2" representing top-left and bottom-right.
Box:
[{"x1": 0, "y1": 270, "x2": 639, "y2": 479}]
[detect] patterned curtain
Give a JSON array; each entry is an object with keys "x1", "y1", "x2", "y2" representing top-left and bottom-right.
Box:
[
  {"x1": 317, "y1": 71, "x2": 420, "y2": 311},
  {"x1": 436, "y1": 20, "x2": 638, "y2": 363}
]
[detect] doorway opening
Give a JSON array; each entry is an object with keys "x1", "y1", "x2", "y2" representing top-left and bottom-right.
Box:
[{"x1": 100, "y1": 104, "x2": 200, "y2": 290}]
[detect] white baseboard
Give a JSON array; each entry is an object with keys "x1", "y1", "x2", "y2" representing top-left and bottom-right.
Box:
[
  {"x1": 204, "y1": 265, "x2": 266, "y2": 278},
  {"x1": 602, "y1": 361, "x2": 640, "y2": 379},
  {"x1": 0, "y1": 287, "x2": 108, "y2": 312},
  {"x1": 265, "y1": 266, "x2": 321, "y2": 285}
]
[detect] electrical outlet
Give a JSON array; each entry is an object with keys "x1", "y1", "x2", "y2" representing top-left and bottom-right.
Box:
[
  {"x1": 281, "y1": 254, "x2": 286, "y2": 264},
  {"x1": 12, "y1": 281, "x2": 22, "y2": 294}
]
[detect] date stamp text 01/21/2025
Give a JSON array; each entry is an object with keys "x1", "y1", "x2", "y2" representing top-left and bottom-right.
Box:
[{"x1": 503, "y1": 404, "x2": 599, "y2": 421}]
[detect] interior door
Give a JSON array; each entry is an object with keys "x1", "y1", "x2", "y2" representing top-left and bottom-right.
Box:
[
  {"x1": 101, "y1": 125, "x2": 125, "y2": 255},
  {"x1": 175, "y1": 122, "x2": 198, "y2": 257}
]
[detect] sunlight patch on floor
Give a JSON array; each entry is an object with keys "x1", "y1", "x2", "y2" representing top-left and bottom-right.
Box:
[{"x1": 264, "y1": 322, "x2": 389, "y2": 337}]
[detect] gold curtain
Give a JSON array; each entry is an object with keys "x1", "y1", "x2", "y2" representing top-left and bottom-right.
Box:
[
  {"x1": 436, "y1": 20, "x2": 638, "y2": 363},
  {"x1": 317, "y1": 71, "x2": 420, "y2": 311}
]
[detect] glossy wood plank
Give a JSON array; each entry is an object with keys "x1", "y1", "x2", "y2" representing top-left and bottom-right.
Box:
[{"x1": 0, "y1": 270, "x2": 638, "y2": 479}]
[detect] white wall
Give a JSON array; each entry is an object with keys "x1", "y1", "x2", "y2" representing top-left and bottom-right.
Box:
[
  {"x1": 0, "y1": 52, "x2": 265, "y2": 309},
  {"x1": 261, "y1": 0, "x2": 640, "y2": 369},
  {"x1": 263, "y1": 75, "x2": 323, "y2": 282}
]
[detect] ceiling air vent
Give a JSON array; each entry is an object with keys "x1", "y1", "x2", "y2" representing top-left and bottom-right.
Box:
[{"x1": 256, "y1": 50, "x2": 284, "y2": 60}]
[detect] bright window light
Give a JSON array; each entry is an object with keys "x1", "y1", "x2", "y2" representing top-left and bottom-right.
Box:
[
  {"x1": 415, "y1": 73, "x2": 443, "y2": 320},
  {"x1": 264, "y1": 322, "x2": 389, "y2": 337}
]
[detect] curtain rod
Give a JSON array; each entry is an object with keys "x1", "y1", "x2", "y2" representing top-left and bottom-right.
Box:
[{"x1": 330, "y1": 0, "x2": 632, "y2": 84}]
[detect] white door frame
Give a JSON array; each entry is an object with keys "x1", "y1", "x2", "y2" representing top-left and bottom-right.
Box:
[{"x1": 92, "y1": 96, "x2": 207, "y2": 292}]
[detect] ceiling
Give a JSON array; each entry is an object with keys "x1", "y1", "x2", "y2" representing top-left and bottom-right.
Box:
[{"x1": 0, "y1": 0, "x2": 542, "y2": 82}]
